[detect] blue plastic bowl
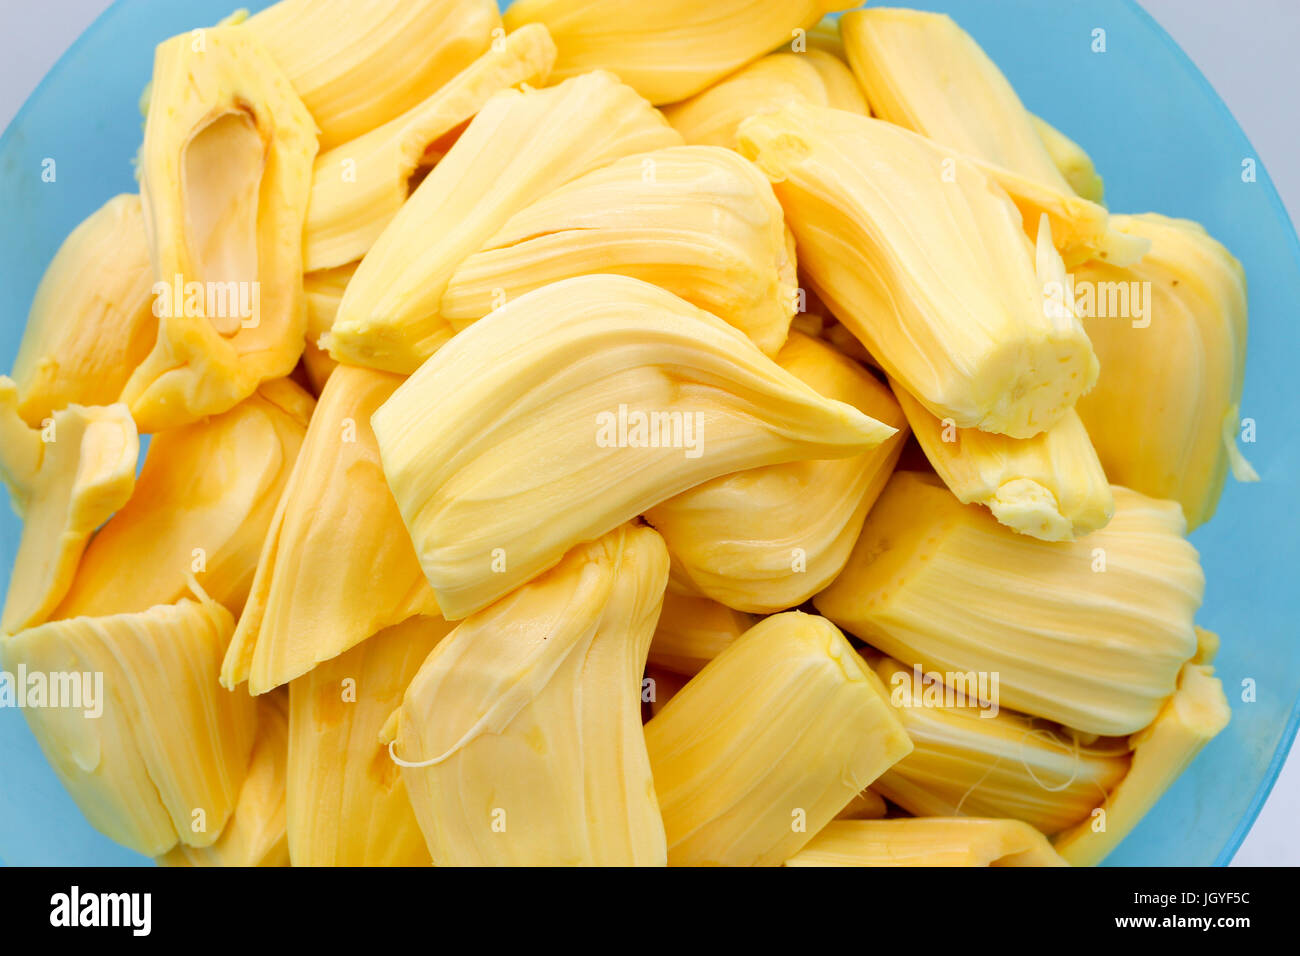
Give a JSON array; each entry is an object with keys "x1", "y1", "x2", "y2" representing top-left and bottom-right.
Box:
[{"x1": 1, "y1": 0, "x2": 1297, "y2": 866}]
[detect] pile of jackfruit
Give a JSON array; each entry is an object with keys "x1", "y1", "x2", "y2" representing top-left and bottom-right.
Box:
[{"x1": 1, "y1": 0, "x2": 1251, "y2": 866}]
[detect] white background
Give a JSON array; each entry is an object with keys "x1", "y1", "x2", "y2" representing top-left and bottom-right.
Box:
[{"x1": 0, "y1": 0, "x2": 1295, "y2": 866}]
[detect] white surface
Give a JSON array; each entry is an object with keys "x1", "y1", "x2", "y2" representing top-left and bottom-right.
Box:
[{"x1": 0, "y1": 0, "x2": 1296, "y2": 866}]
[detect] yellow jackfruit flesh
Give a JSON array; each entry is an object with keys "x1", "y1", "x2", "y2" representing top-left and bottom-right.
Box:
[
  {"x1": 248, "y1": 0, "x2": 501, "y2": 150},
  {"x1": 647, "y1": 590, "x2": 756, "y2": 676},
  {"x1": 287, "y1": 615, "x2": 453, "y2": 866},
  {"x1": 11, "y1": 195, "x2": 156, "y2": 426},
  {"x1": 503, "y1": 0, "x2": 858, "y2": 105},
  {"x1": 815, "y1": 472, "x2": 1204, "y2": 737},
  {"x1": 836, "y1": 789, "x2": 889, "y2": 821},
  {"x1": 326, "y1": 71, "x2": 683, "y2": 373},
  {"x1": 223, "y1": 366, "x2": 441, "y2": 695},
  {"x1": 1031, "y1": 115, "x2": 1105, "y2": 203},
  {"x1": 785, "y1": 819, "x2": 1068, "y2": 867},
  {"x1": 53, "y1": 379, "x2": 313, "y2": 621},
  {"x1": 304, "y1": 24, "x2": 557, "y2": 272},
  {"x1": 645, "y1": 611, "x2": 912, "y2": 866},
  {"x1": 646, "y1": 332, "x2": 909, "y2": 613},
  {"x1": 373, "y1": 275, "x2": 895, "y2": 619},
  {"x1": 441, "y1": 144, "x2": 798, "y2": 356},
  {"x1": 737, "y1": 105, "x2": 1097, "y2": 439},
  {"x1": 1073, "y1": 213, "x2": 1255, "y2": 530},
  {"x1": 381, "y1": 524, "x2": 669, "y2": 866},
  {"x1": 301, "y1": 263, "x2": 354, "y2": 394},
  {"x1": 126, "y1": 25, "x2": 317, "y2": 431},
  {"x1": 3, "y1": 593, "x2": 257, "y2": 857}
]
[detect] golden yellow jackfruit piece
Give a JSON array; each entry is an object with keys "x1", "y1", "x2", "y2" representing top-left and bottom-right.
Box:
[
  {"x1": 300, "y1": 263, "x2": 355, "y2": 394},
  {"x1": 503, "y1": 0, "x2": 857, "y2": 105},
  {"x1": 868, "y1": 656, "x2": 1130, "y2": 835},
  {"x1": 303, "y1": 25, "x2": 557, "y2": 272},
  {"x1": 158, "y1": 693, "x2": 290, "y2": 867},
  {"x1": 836, "y1": 789, "x2": 888, "y2": 821},
  {"x1": 373, "y1": 275, "x2": 895, "y2": 619},
  {"x1": 785, "y1": 819, "x2": 1068, "y2": 867},
  {"x1": 645, "y1": 611, "x2": 912, "y2": 866},
  {"x1": 126, "y1": 25, "x2": 317, "y2": 431},
  {"x1": 222, "y1": 366, "x2": 440, "y2": 695},
  {"x1": 248, "y1": 0, "x2": 500, "y2": 150},
  {"x1": 804, "y1": 15, "x2": 847, "y2": 59},
  {"x1": 326, "y1": 71, "x2": 682, "y2": 372},
  {"x1": 1031, "y1": 115, "x2": 1105, "y2": 203},
  {"x1": 816, "y1": 472, "x2": 1204, "y2": 736},
  {"x1": 53, "y1": 379, "x2": 313, "y2": 621},
  {"x1": 1193, "y1": 626, "x2": 1220, "y2": 666},
  {"x1": 381, "y1": 524, "x2": 670, "y2": 866},
  {"x1": 441, "y1": 145, "x2": 797, "y2": 356},
  {"x1": 0, "y1": 383, "x2": 138, "y2": 635},
  {"x1": 1055, "y1": 662, "x2": 1230, "y2": 866},
  {"x1": 11, "y1": 195, "x2": 156, "y2": 426},
  {"x1": 647, "y1": 591, "x2": 755, "y2": 676},
  {"x1": 737, "y1": 105, "x2": 1097, "y2": 439},
  {"x1": 646, "y1": 332, "x2": 909, "y2": 613},
  {"x1": 4, "y1": 593, "x2": 257, "y2": 857},
  {"x1": 287, "y1": 615, "x2": 453, "y2": 866},
  {"x1": 892, "y1": 381, "x2": 1114, "y2": 541},
  {"x1": 1073, "y1": 213, "x2": 1255, "y2": 530}
]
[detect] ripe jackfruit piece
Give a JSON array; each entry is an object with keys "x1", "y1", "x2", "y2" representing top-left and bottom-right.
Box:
[
  {"x1": 502, "y1": 0, "x2": 857, "y2": 105},
  {"x1": 126, "y1": 25, "x2": 317, "y2": 431},
  {"x1": 1054, "y1": 661, "x2": 1230, "y2": 866},
  {"x1": 804, "y1": 15, "x2": 847, "y2": 59},
  {"x1": 300, "y1": 263, "x2": 355, "y2": 395},
  {"x1": 0, "y1": 384, "x2": 138, "y2": 635},
  {"x1": 247, "y1": 0, "x2": 501, "y2": 150},
  {"x1": 287, "y1": 615, "x2": 453, "y2": 866},
  {"x1": 892, "y1": 381, "x2": 1114, "y2": 541},
  {"x1": 1073, "y1": 213, "x2": 1255, "y2": 530},
  {"x1": 327, "y1": 71, "x2": 682, "y2": 372},
  {"x1": 381, "y1": 524, "x2": 670, "y2": 866},
  {"x1": 4, "y1": 593, "x2": 257, "y2": 857},
  {"x1": 836, "y1": 789, "x2": 888, "y2": 821},
  {"x1": 222, "y1": 366, "x2": 441, "y2": 695},
  {"x1": 53, "y1": 380, "x2": 313, "y2": 621},
  {"x1": 816, "y1": 472, "x2": 1204, "y2": 737},
  {"x1": 785, "y1": 819, "x2": 1068, "y2": 867},
  {"x1": 1031, "y1": 115, "x2": 1105, "y2": 203},
  {"x1": 868, "y1": 656, "x2": 1130, "y2": 835},
  {"x1": 373, "y1": 275, "x2": 895, "y2": 619},
  {"x1": 303, "y1": 24, "x2": 557, "y2": 272},
  {"x1": 736, "y1": 105, "x2": 1097, "y2": 439},
  {"x1": 10, "y1": 195, "x2": 156, "y2": 426},
  {"x1": 1193, "y1": 626, "x2": 1220, "y2": 666},
  {"x1": 645, "y1": 611, "x2": 912, "y2": 866},
  {"x1": 158, "y1": 693, "x2": 290, "y2": 867},
  {"x1": 646, "y1": 332, "x2": 909, "y2": 613},
  {"x1": 441, "y1": 145, "x2": 797, "y2": 356},
  {"x1": 647, "y1": 590, "x2": 755, "y2": 676}
]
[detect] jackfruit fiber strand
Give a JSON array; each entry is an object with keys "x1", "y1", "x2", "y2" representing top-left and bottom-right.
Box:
[{"x1": 785, "y1": 818, "x2": 1068, "y2": 867}]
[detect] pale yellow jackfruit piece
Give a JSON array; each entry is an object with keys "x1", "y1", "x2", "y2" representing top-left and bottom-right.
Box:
[
  {"x1": 1055, "y1": 662, "x2": 1230, "y2": 866},
  {"x1": 326, "y1": 72, "x2": 681, "y2": 373},
  {"x1": 645, "y1": 611, "x2": 912, "y2": 866},
  {"x1": 804, "y1": 49, "x2": 870, "y2": 114},
  {"x1": 503, "y1": 0, "x2": 857, "y2": 105},
  {"x1": 303, "y1": 25, "x2": 557, "y2": 272},
  {"x1": 804, "y1": 15, "x2": 846, "y2": 59},
  {"x1": 4, "y1": 593, "x2": 257, "y2": 857},
  {"x1": 892, "y1": 381, "x2": 1114, "y2": 541},
  {"x1": 10, "y1": 195, "x2": 156, "y2": 426},
  {"x1": 1073, "y1": 213, "x2": 1254, "y2": 530},
  {"x1": 648, "y1": 590, "x2": 755, "y2": 676},
  {"x1": 287, "y1": 615, "x2": 453, "y2": 866},
  {"x1": 442, "y1": 145, "x2": 797, "y2": 356},
  {"x1": 381, "y1": 524, "x2": 670, "y2": 866},
  {"x1": 835, "y1": 789, "x2": 888, "y2": 820},
  {"x1": 646, "y1": 332, "x2": 909, "y2": 613},
  {"x1": 868, "y1": 656, "x2": 1130, "y2": 835},
  {"x1": 785, "y1": 819, "x2": 1068, "y2": 867},
  {"x1": 0, "y1": 385, "x2": 138, "y2": 635},
  {"x1": 300, "y1": 263, "x2": 355, "y2": 394},
  {"x1": 373, "y1": 275, "x2": 895, "y2": 620},
  {"x1": 158, "y1": 693, "x2": 290, "y2": 867},
  {"x1": 53, "y1": 380, "x2": 313, "y2": 621},
  {"x1": 737, "y1": 105, "x2": 1097, "y2": 439},
  {"x1": 1031, "y1": 114, "x2": 1105, "y2": 203},
  {"x1": 247, "y1": 0, "x2": 500, "y2": 150},
  {"x1": 816, "y1": 472, "x2": 1204, "y2": 736},
  {"x1": 126, "y1": 25, "x2": 317, "y2": 431},
  {"x1": 1193, "y1": 626, "x2": 1220, "y2": 666},
  {"x1": 223, "y1": 366, "x2": 441, "y2": 695}
]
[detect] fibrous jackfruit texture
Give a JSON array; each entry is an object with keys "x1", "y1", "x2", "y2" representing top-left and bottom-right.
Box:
[
  {"x1": 373, "y1": 275, "x2": 895, "y2": 619},
  {"x1": 381, "y1": 524, "x2": 669, "y2": 866},
  {"x1": 647, "y1": 590, "x2": 755, "y2": 676},
  {"x1": 301, "y1": 263, "x2": 355, "y2": 394},
  {"x1": 816, "y1": 472, "x2": 1204, "y2": 736},
  {"x1": 785, "y1": 818, "x2": 1068, "y2": 867},
  {"x1": 1031, "y1": 115, "x2": 1105, "y2": 203}
]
